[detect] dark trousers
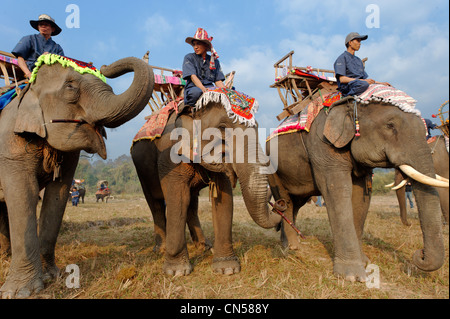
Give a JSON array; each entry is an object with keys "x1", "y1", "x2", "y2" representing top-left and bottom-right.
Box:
[{"x1": 341, "y1": 79, "x2": 370, "y2": 96}]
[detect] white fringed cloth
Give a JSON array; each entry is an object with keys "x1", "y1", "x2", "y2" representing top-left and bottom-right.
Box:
[{"x1": 355, "y1": 84, "x2": 420, "y2": 117}]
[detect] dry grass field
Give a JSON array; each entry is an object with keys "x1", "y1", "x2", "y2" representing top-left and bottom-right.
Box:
[{"x1": 0, "y1": 193, "x2": 448, "y2": 300}]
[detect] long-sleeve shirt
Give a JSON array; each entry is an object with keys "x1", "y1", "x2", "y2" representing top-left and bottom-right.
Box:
[{"x1": 12, "y1": 33, "x2": 64, "y2": 71}]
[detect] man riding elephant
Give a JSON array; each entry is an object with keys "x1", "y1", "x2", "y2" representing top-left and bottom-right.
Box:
[
  {"x1": 182, "y1": 28, "x2": 226, "y2": 107},
  {"x1": 12, "y1": 14, "x2": 64, "y2": 80}
]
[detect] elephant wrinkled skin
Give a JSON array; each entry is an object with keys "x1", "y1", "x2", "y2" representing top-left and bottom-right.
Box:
[
  {"x1": 393, "y1": 136, "x2": 449, "y2": 226},
  {"x1": 0, "y1": 56, "x2": 154, "y2": 298},
  {"x1": 267, "y1": 98, "x2": 447, "y2": 282},
  {"x1": 131, "y1": 102, "x2": 280, "y2": 276}
]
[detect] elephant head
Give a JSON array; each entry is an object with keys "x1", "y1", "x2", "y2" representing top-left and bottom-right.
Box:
[
  {"x1": 322, "y1": 100, "x2": 447, "y2": 272},
  {"x1": 13, "y1": 55, "x2": 154, "y2": 159},
  {"x1": 174, "y1": 100, "x2": 281, "y2": 229}
]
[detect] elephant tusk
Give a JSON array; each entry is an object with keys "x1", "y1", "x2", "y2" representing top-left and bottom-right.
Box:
[
  {"x1": 436, "y1": 174, "x2": 449, "y2": 183},
  {"x1": 399, "y1": 165, "x2": 450, "y2": 188},
  {"x1": 391, "y1": 179, "x2": 407, "y2": 190},
  {"x1": 385, "y1": 182, "x2": 395, "y2": 188}
]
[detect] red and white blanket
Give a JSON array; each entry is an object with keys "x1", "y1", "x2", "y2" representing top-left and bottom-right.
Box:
[
  {"x1": 132, "y1": 99, "x2": 181, "y2": 144},
  {"x1": 355, "y1": 84, "x2": 420, "y2": 116}
]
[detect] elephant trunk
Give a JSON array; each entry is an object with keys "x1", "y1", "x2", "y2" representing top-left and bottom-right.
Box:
[
  {"x1": 234, "y1": 144, "x2": 281, "y2": 229},
  {"x1": 411, "y1": 181, "x2": 445, "y2": 271},
  {"x1": 91, "y1": 57, "x2": 154, "y2": 128}
]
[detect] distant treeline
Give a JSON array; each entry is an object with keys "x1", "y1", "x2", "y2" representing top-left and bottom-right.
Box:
[
  {"x1": 74, "y1": 154, "x2": 143, "y2": 194},
  {"x1": 74, "y1": 154, "x2": 395, "y2": 196}
]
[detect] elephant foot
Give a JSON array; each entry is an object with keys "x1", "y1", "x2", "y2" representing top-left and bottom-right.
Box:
[
  {"x1": 212, "y1": 256, "x2": 240, "y2": 275},
  {"x1": 288, "y1": 239, "x2": 301, "y2": 250},
  {"x1": 194, "y1": 238, "x2": 213, "y2": 252},
  {"x1": 163, "y1": 259, "x2": 193, "y2": 276},
  {"x1": 333, "y1": 260, "x2": 367, "y2": 283},
  {"x1": 361, "y1": 253, "x2": 371, "y2": 267},
  {"x1": 153, "y1": 242, "x2": 165, "y2": 254},
  {"x1": 280, "y1": 236, "x2": 301, "y2": 250},
  {"x1": 42, "y1": 264, "x2": 61, "y2": 283},
  {"x1": 0, "y1": 273, "x2": 44, "y2": 299}
]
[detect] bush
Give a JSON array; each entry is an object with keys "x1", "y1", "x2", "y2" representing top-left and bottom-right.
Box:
[{"x1": 372, "y1": 170, "x2": 395, "y2": 195}]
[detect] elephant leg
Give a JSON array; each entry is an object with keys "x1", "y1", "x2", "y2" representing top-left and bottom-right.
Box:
[
  {"x1": 318, "y1": 171, "x2": 368, "y2": 282},
  {"x1": 437, "y1": 187, "x2": 449, "y2": 224},
  {"x1": 280, "y1": 196, "x2": 306, "y2": 250},
  {"x1": 162, "y1": 181, "x2": 192, "y2": 276},
  {"x1": 395, "y1": 170, "x2": 411, "y2": 226},
  {"x1": 186, "y1": 194, "x2": 210, "y2": 251},
  {"x1": 0, "y1": 202, "x2": 11, "y2": 256},
  {"x1": 147, "y1": 198, "x2": 166, "y2": 253},
  {"x1": 0, "y1": 171, "x2": 44, "y2": 298},
  {"x1": 268, "y1": 174, "x2": 302, "y2": 250},
  {"x1": 351, "y1": 174, "x2": 372, "y2": 266},
  {"x1": 211, "y1": 174, "x2": 240, "y2": 275},
  {"x1": 39, "y1": 154, "x2": 78, "y2": 282}
]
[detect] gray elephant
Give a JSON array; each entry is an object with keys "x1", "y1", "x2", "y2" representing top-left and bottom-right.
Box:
[
  {"x1": 0, "y1": 55, "x2": 154, "y2": 298},
  {"x1": 392, "y1": 135, "x2": 449, "y2": 226},
  {"x1": 131, "y1": 97, "x2": 280, "y2": 276},
  {"x1": 267, "y1": 97, "x2": 448, "y2": 282}
]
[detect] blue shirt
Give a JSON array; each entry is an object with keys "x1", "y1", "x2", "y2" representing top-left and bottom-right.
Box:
[
  {"x1": 12, "y1": 34, "x2": 64, "y2": 71},
  {"x1": 334, "y1": 51, "x2": 368, "y2": 94},
  {"x1": 182, "y1": 53, "x2": 225, "y2": 91}
]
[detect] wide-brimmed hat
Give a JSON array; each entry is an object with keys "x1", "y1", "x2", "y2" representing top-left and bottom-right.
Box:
[
  {"x1": 30, "y1": 14, "x2": 62, "y2": 36},
  {"x1": 345, "y1": 32, "x2": 368, "y2": 45},
  {"x1": 185, "y1": 28, "x2": 219, "y2": 70}
]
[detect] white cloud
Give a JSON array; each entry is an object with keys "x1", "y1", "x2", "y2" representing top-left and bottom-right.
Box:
[{"x1": 143, "y1": 13, "x2": 173, "y2": 47}]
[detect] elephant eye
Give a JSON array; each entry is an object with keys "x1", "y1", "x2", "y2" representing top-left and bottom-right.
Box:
[
  {"x1": 63, "y1": 80, "x2": 80, "y2": 102},
  {"x1": 386, "y1": 122, "x2": 397, "y2": 134},
  {"x1": 65, "y1": 81, "x2": 78, "y2": 90}
]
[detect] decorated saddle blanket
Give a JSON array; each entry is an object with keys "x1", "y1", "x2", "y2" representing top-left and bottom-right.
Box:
[
  {"x1": 194, "y1": 87, "x2": 259, "y2": 127},
  {"x1": 267, "y1": 91, "x2": 341, "y2": 141},
  {"x1": 0, "y1": 84, "x2": 27, "y2": 111},
  {"x1": 132, "y1": 99, "x2": 182, "y2": 143},
  {"x1": 268, "y1": 84, "x2": 419, "y2": 141},
  {"x1": 354, "y1": 84, "x2": 419, "y2": 116}
]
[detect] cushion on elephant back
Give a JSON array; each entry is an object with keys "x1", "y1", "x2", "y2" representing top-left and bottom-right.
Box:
[
  {"x1": 194, "y1": 87, "x2": 259, "y2": 128},
  {"x1": 132, "y1": 99, "x2": 181, "y2": 144},
  {"x1": 267, "y1": 91, "x2": 341, "y2": 142},
  {"x1": 0, "y1": 83, "x2": 28, "y2": 110},
  {"x1": 353, "y1": 84, "x2": 420, "y2": 116}
]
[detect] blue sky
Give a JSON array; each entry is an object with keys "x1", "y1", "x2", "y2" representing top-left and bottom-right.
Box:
[{"x1": 1, "y1": 0, "x2": 449, "y2": 160}]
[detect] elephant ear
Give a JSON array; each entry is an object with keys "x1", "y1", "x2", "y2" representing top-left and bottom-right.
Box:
[
  {"x1": 323, "y1": 104, "x2": 354, "y2": 148},
  {"x1": 174, "y1": 113, "x2": 195, "y2": 161},
  {"x1": 14, "y1": 86, "x2": 46, "y2": 138}
]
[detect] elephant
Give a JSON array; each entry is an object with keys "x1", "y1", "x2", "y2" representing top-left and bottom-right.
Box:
[
  {"x1": 392, "y1": 135, "x2": 449, "y2": 226},
  {"x1": 78, "y1": 188, "x2": 86, "y2": 204},
  {"x1": 0, "y1": 55, "x2": 154, "y2": 298},
  {"x1": 131, "y1": 99, "x2": 281, "y2": 276},
  {"x1": 95, "y1": 188, "x2": 112, "y2": 203},
  {"x1": 266, "y1": 96, "x2": 448, "y2": 282}
]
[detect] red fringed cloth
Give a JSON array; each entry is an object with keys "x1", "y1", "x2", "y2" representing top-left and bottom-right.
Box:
[
  {"x1": 194, "y1": 87, "x2": 259, "y2": 127},
  {"x1": 267, "y1": 92, "x2": 341, "y2": 142},
  {"x1": 132, "y1": 99, "x2": 181, "y2": 144}
]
